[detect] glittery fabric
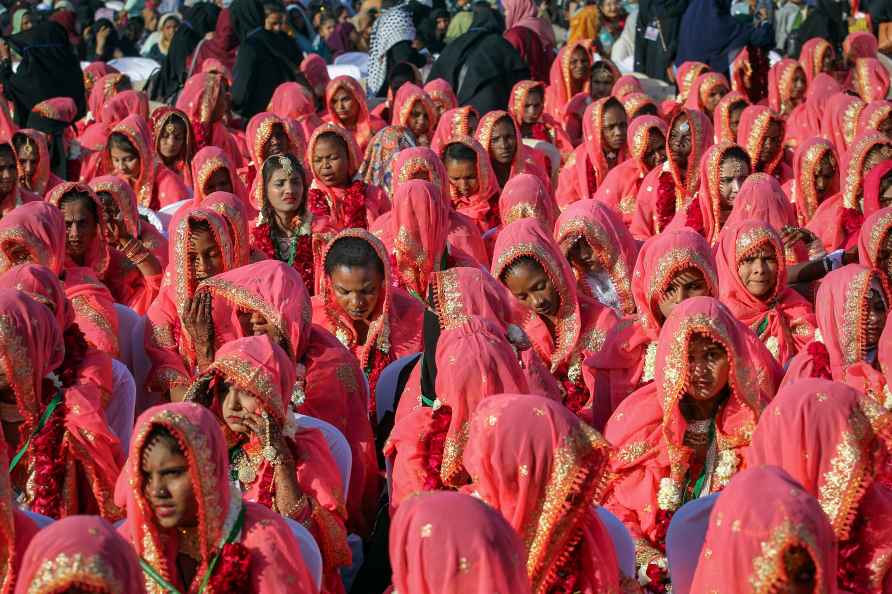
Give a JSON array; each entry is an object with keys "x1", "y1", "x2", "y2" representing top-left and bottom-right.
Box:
[
  {"x1": 737, "y1": 105, "x2": 784, "y2": 177},
  {"x1": 713, "y1": 91, "x2": 750, "y2": 143},
  {"x1": 789, "y1": 137, "x2": 837, "y2": 225},
  {"x1": 840, "y1": 132, "x2": 892, "y2": 210},
  {"x1": 813, "y1": 264, "x2": 875, "y2": 379},
  {"x1": 46, "y1": 182, "x2": 112, "y2": 278},
  {"x1": 767, "y1": 59, "x2": 805, "y2": 116}
]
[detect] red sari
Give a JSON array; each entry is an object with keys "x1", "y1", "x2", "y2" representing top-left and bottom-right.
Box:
[
  {"x1": 240, "y1": 111, "x2": 306, "y2": 191},
  {"x1": 786, "y1": 73, "x2": 842, "y2": 150},
  {"x1": 306, "y1": 123, "x2": 389, "y2": 232},
  {"x1": 583, "y1": 229, "x2": 719, "y2": 423},
  {"x1": 593, "y1": 115, "x2": 667, "y2": 225},
  {"x1": 852, "y1": 57, "x2": 891, "y2": 103},
  {"x1": 716, "y1": 219, "x2": 816, "y2": 364},
  {"x1": 491, "y1": 219, "x2": 619, "y2": 417},
  {"x1": 188, "y1": 336, "x2": 351, "y2": 594},
  {"x1": 389, "y1": 491, "x2": 531, "y2": 594},
  {"x1": 423, "y1": 78, "x2": 458, "y2": 115},
  {"x1": 508, "y1": 80, "x2": 574, "y2": 158},
  {"x1": 430, "y1": 106, "x2": 478, "y2": 155},
  {"x1": 767, "y1": 58, "x2": 806, "y2": 117},
  {"x1": 799, "y1": 37, "x2": 835, "y2": 85},
  {"x1": 150, "y1": 106, "x2": 196, "y2": 188},
  {"x1": 267, "y1": 81, "x2": 323, "y2": 145},
  {"x1": 190, "y1": 145, "x2": 249, "y2": 207},
  {"x1": 689, "y1": 466, "x2": 838, "y2": 593},
  {"x1": 676, "y1": 61, "x2": 709, "y2": 103},
  {"x1": 311, "y1": 229, "x2": 424, "y2": 407},
  {"x1": 47, "y1": 182, "x2": 161, "y2": 314},
  {"x1": 323, "y1": 76, "x2": 386, "y2": 154},
  {"x1": 683, "y1": 72, "x2": 729, "y2": 115},
  {"x1": 712, "y1": 91, "x2": 749, "y2": 143},
  {"x1": 475, "y1": 109, "x2": 550, "y2": 192},
  {"x1": 389, "y1": 82, "x2": 438, "y2": 147},
  {"x1": 194, "y1": 260, "x2": 378, "y2": 538},
  {"x1": 556, "y1": 97, "x2": 629, "y2": 209},
  {"x1": 859, "y1": 100, "x2": 892, "y2": 136},
  {"x1": 820, "y1": 93, "x2": 866, "y2": 156},
  {"x1": 603, "y1": 297, "x2": 775, "y2": 585},
  {"x1": 859, "y1": 207, "x2": 892, "y2": 304},
  {"x1": 0, "y1": 202, "x2": 119, "y2": 356},
  {"x1": 555, "y1": 198, "x2": 640, "y2": 315},
  {"x1": 436, "y1": 134, "x2": 501, "y2": 233},
  {"x1": 386, "y1": 317, "x2": 532, "y2": 509},
  {"x1": 746, "y1": 379, "x2": 892, "y2": 593},
  {"x1": 544, "y1": 42, "x2": 590, "y2": 122},
  {"x1": 175, "y1": 72, "x2": 246, "y2": 168},
  {"x1": 630, "y1": 109, "x2": 713, "y2": 240},
  {"x1": 118, "y1": 403, "x2": 316, "y2": 594},
  {"x1": 736, "y1": 105, "x2": 791, "y2": 182},
  {"x1": 0, "y1": 290, "x2": 123, "y2": 520},
  {"x1": 806, "y1": 132, "x2": 892, "y2": 251},
  {"x1": 782, "y1": 137, "x2": 839, "y2": 226},
  {"x1": 12, "y1": 129, "x2": 62, "y2": 197},
  {"x1": 464, "y1": 393, "x2": 622, "y2": 593}
]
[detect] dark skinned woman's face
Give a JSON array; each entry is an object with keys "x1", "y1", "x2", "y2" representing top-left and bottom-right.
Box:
[
  {"x1": 602, "y1": 105, "x2": 627, "y2": 153},
  {"x1": 502, "y1": 259, "x2": 560, "y2": 319},
  {"x1": 590, "y1": 68, "x2": 615, "y2": 100},
  {"x1": 568, "y1": 47, "x2": 591, "y2": 84},
  {"x1": 668, "y1": 115, "x2": 692, "y2": 167}
]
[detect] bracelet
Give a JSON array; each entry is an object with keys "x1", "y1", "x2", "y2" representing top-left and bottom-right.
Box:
[{"x1": 281, "y1": 494, "x2": 309, "y2": 520}]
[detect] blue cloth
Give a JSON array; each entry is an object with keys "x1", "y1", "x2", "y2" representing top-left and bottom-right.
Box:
[{"x1": 675, "y1": 0, "x2": 773, "y2": 73}]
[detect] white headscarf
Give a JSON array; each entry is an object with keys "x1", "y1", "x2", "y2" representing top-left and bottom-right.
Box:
[{"x1": 367, "y1": 4, "x2": 416, "y2": 97}]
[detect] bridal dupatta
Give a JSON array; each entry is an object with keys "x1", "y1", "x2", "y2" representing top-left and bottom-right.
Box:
[
  {"x1": 190, "y1": 145, "x2": 249, "y2": 207},
  {"x1": 117, "y1": 402, "x2": 315, "y2": 594},
  {"x1": 430, "y1": 106, "x2": 478, "y2": 155},
  {"x1": 689, "y1": 467, "x2": 838, "y2": 594},
  {"x1": 323, "y1": 76, "x2": 385, "y2": 153},
  {"x1": 783, "y1": 137, "x2": 839, "y2": 226},
  {"x1": 630, "y1": 109, "x2": 713, "y2": 240},
  {"x1": 385, "y1": 316, "x2": 530, "y2": 508},
  {"x1": 0, "y1": 289, "x2": 123, "y2": 520},
  {"x1": 716, "y1": 219, "x2": 816, "y2": 364},
  {"x1": 389, "y1": 492, "x2": 531, "y2": 594},
  {"x1": 799, "y1": 38, "x2": 834, "y2": 85},
  {"x1": 151, "y1": 106, "x2": 196, "y2": 188},
  {"x1": 507, "y1": 80, "x2": 573, "y2": 156},
  {"x1": 712, "y1": 91, "x2": 749, "y2": 143},
  {"x1": 12, "y1": 128, "x2": 62, "y2": 197},
  {"x1": 603, "y1": 297, "x2": 771, "y2": 577},
  {"x1": 544, "y1": 42, "x2": 590, "y2": 123},
  {"x1": 593, "y1": 115, "x2": 666, "y2": 225},
  {"x1": 0, "y1": 422, "x2": 38, "y2": 594},
  {"x1": 193, "y1": 260, "x2": 378, "y2": 537},
  {"x1": 491, "y1": 219, "x2": 619, "y2": 417},
  {"x1": 463, "y1": 393, "x2": 621, "y2": 594},
  {"x1": 554, "y1": 198, "x2": 639, "y2": 315},
  {"x1": 820, "y1": 93, "x2": 866, "y2": 156},
  {"x1": 736, "y1": 105, "x2": 789, "y2": 181},
  {"x1": 175, "y1": 72, "x2": 245, "y2": 168},
  {"x1": 859, "y1": 207, "x2": 892, "y2": 303},
  {"x1": 767, "y1": 58, "x2": 806, "y2": 117},
  {"x1": 436, "y1": 134, "x2": 500, "y2": 233},
  {"x1": 311, "y1": 229, "x2": 424, "y2": 404},
  {"x1": 188, "y1": 336, "x2": 350, "y2": 594},
  {"x1": 584, "y1": 229, "x2": 718, "y2": 423},
  {"x1": 747, "y1": 379, "x2": 892, "y2": 593},
  {"x1": 475, "y1": 110, "x2": 550, "y2": 191},
  {"x1": 389, "y1": 83, "x2": 437, "y2": 146}
]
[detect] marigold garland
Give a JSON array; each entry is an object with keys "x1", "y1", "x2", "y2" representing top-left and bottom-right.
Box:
[
  {"x1": 207, "y1": 542, "x2": 252, "y2": 594},
  {"x1": 250, "y1": 222, "x2": 315, "y2": 292},
  {"x1": 308, "y1": 180, "x2": 369, "y2": 230},
  {"x1": 807, "y1": 341, "x2": 832, "y2": 379},
  {"x1": 685, "y1": 199, "x2": 705, "y2": 235},
  {"x1": 421, "y1": 405, "x2": 452, "y2": 491},
  {"x1": 655, "y1": 171, "x2": 677, "y2": 233}
]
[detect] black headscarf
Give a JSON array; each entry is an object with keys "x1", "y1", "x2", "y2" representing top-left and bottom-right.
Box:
[
  {"x1": 2, "y1": 21, "x2": 85, "y2": 126},
  {"x1": 229, "y1": 0, "x2": 266, "y2": 42},
  {"x1": 149, "y1": 2, "x2": 221, "y2": 102},
  {"x1": 426, "y1": 3, "x2": 529, "y2": 114},
  {"x1": 231, "y1": 27, "x2": 303, "y2": 119},
  {"x1": 792, "y1": 0, "x2": 846, "y2": 56}
]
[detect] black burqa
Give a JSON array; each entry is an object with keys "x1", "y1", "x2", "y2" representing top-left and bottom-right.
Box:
[
  {"x1": 790, "y1": 0, "x2": 846, "y2": 57},
  {"x1": 427, "y1": 4, "x2": 530, "y2": 115},
  {"x1": 634, "y1": 0, "x2": 689, "y2": 83},
  {"x1": 231, "y1": 0, "x2": 304, "y2": 120},
  {"x1": 149, "y1": 3, "x2": 221, "y2": 102},
  {"x1": 0, "y1": 21, "x2": 86, "y2": 126},
  {"x1": 675, "y1": 0, "x2": 773, "y2": 74}
]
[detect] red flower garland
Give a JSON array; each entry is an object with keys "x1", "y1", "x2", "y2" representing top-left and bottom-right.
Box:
[
  {"x1": 421, "y1": 405, "x2": 452, "y2": 491},
  {"x1": 29, "y1": 378, "x2": 66, "y2": 518},
  {"x1": 207, "y1": 542, "x2": 252, "y2": 594},
  {"x1": 192, "y1": 121, "x2": 212, "y2": 151},
  {"x1": 59, "y1": 324, "x2": 89, "y2": 389},
  {"x1": 560, "y1": 374, "x2": 589, "y2": 417},
  {"x1": 842, "y1": 208, "x2": 864, "y2": 239},
  {"x1": 642, "y1": 510, "x2": 674, "y2": 593},
  {"x1": 806, "y1": 341, "x2": 832, "y2": 379},
  {"x1": 655, "y1": 171, "x2": 677, "y2": 233},
  {"x1": 586, "y1": 160, "x2": 598, "y2": 198},
  {"x1": 365, "y1": 348, "x2": 393, "y2": 423},
  {"x1": 530, "y1": 123, "x2": 550, "y2": 142},
  {"x1": 250, "y1": 222, "x2": 315, "y2": 292},
  {"x1": 837, "y1": 514, "x2": 872, "y2": 594},
  {"x1": 308, "y1": 180, "x2": 369, "y2": 230}
]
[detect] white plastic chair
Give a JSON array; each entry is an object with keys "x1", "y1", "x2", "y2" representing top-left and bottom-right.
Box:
[
  {"x1": 522, "y1": 138, "x2": 560, "y2": 182},
  {"x1": 138, "y1": 206, "x2": 167, "y2": 238},
  {"x1": 107, "y1": 359, "x2": 137, "y2": 453},
  {"x1": 333, "y1": 52, "x2": 369, "y2": 78},
  {"x1": 107, "y1": 57, "x2": 161, "y2": 90},
  {"x1": 294, "y1": 414, "x2": 352, "y2": 498},
  {"x1": 595, "y1": 506, "x2": 636, "y2": 579},
  {"x1": 666, "y1": 494, "x2": 718, "y2": 594},
  {"x1": 158, "y1": 199, "x2": 191, "y2": 234},
  {"x1": 113, "y1": 304, "x2": 153, "y2": 415},
  {"x1": 374, "y1": 353, "x2": 421, "y2": 425},
  {"x1": 284, "y1": 518, "x2": 323, "y2": 593},
  {"x1": 113, "y1": 304, "x2": 140, "y2": 368},
  {"x1": 326, "y1": 64, "x2": 363, "y2": 83}
]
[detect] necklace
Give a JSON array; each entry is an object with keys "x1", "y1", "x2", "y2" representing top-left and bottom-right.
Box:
[
  {"x1": 230, "y1": 445, "x2": 261, "y2": 485},
  {"x1": 684, "y1": 419, "x2": 713, "y2": 447}
]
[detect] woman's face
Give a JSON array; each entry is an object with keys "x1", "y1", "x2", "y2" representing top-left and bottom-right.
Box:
[
  {"x1": 657, "y1": 267, "x2": 709, "y2": 321},
  {"x1": 789, "y1": 69, "x2": 806, "y2": 104},
  {"x1": 567, "y1": 237, "x2": 602, "y2": 276},
  {"x1": 865, "y1": 287, "x2": 887, "y2": 351},
  {"x1": 503, "y1": 259, "x2": 560, "y2": 319},
  {"x1": 684, "y1": 333, "x2": 730, "y2": 402},
  {"x1": 881, "y1": 172, "x2": 892, "y2": 209},
  {"x1": 60, "y1": 199, "x2": 98, "y2": 261},
  {"x1": 719, "y1": 154, "x2": 750, "y2": 211},
  {"x1": 266, "y1": 166, "x2": 305, "y2": 214},
  {"x1": 668, "y1": 115, "x2": 692, "y2": 167},
  {"x1": 312, "y1": 136, "x2": 350, "y2": 187},
  {"x1": 110, "y1": 145, "x2": 140, "y2": 181},
  {"x1": 522, "y1": 89, "x2": 545, "y2": 125},
  {"x1": 812, "y1": 154, "x2": 836, "y2": 200},
  {"x1": 877, "y1": 232, "x2": 892, "y2": 296},
  {"x1": 161, "y1": 16, "x2": 179, "y2": 42},
  {"x1": 204, "y1": 168, "x2": 234, "y2": 195},
  {"x1": 330, "y1": 263, "x2": 383, "y2": 321},
  {"x1": 20, "y1": 14, "x2": 32, "y2": 31},
  {"x1": 759, "y1": 121, "x2": 783, "y2": 167},
  {"x1": 643, "y1": 131, "x2": 667, "y2": 170},
  {"x1": 600, "y1": 0, "x2": 620, "y2": 18},
  {"x1": 141, "y1": 436, "x2": 198, "y2": 530},
  {"x1": 590, "y1": 68, "x2": 615, "y2": 100},
  {"x1": 779, "y1": 546, "x2": 817, "y2": 594},
  {"x1": 158, "y1": 119, "x2": 186, "y2": 160},
  {"x1": 0, "y1": 150, "x2": 17, "y2": 197},
  {"x1": 568, "y1": 47, "x2": 591, "y2": 84},
  {"x1": 331, "y1": 88, "x2": 359, "y2": 127},
  {"x1": 16, "y1": 141, "x2": 38, "y2": 188},
  {"x1": 265, "y1": 10, "x2": 286, "y2": 32},
  {"x1": 221, "y1": 384, "x2": 261, "y2": 435},
  {"x1": 187, "y1": 228, "x2": 224, "y2": 282},
  {"x1": 445, "y1": 158, "x2": 479, "y2": 198},
  {"x1": 489, "y1": 118, "x2": 517, "y2": 166},
  {"x1": 602, "y1": 105, "x2": 628, "y2": 153},
  {"x1": 264, "y1": 124, "x2": 290, "y2": 159},
  {"x1": 407, "y1": 101, "x2": 431, "y2": 143},
  {"x1": 737, "y1": 244, "x2": 778, "y2": 299},
  {"x1": 878, "y1": 116, "x2": 892, "y2": 141},
  {"x1": 820, "y1": 49, "x2": 835, "y2": 73},
  {"x1": 704, "y1": 84, "x2": 729, "y2": 115},
  {"x1": 727, "y1": 106, "x2": 745, "y2": 139}
]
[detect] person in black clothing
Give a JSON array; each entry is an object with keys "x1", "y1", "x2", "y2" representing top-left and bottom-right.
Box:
[
  {"x1": 427, "y1": 3, "x2": 530, "y2": 115},
  {"x1": 231, "y1": 0, "x2": 304, "y2": 120},
  {"x1": 634, "y1": 0, "x2": 689, "y2": 83},
  {"x1": 149, "y1": 2, "x2": 221, "y2": 102}
]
